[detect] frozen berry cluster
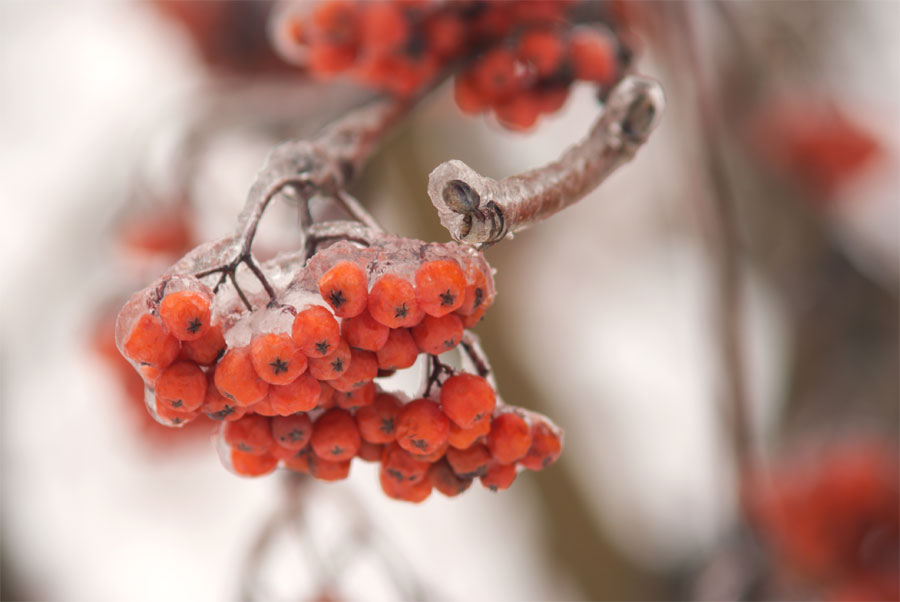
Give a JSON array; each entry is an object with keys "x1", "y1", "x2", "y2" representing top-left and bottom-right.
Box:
[
  {"x1": 116, "y1": 234, "x2": 562, "y2": 501},
  {"x1": 274, "y1": 0, "x2": 630, "y2": 129}
]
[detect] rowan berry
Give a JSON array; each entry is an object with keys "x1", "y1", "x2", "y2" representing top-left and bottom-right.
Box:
[
  {"x1": 368, "y1": 274, "x2": 422, "y2": 328},
  {"x1": 457, "y1": 268, "x2": 489, "y2": 316},
  {"x1": 487, "y1": 412, "x2": 533, "y2": 464},
  {"x1": 224, "y1": 414, "x2": 275, "y2": 455},
  {"x1": 496, "y1": 95, "x2": 541, "y2": 130},
  {"x1": 355, "y1": 392, "x2": 402, "y2": 443},
  {"x1": 481, "y1": 462, "x2": 517, "y2": 491},
  {"x1": 268, "y1": 373, "x2": 321, "y2": 414},
  {"x1": 445, "y1": 443, "x2": 492, "y2": 479},
  {"x1": 428, "y1": 460, "x2": 472, "y2": 497},
  {"x1": 425, "y1": 13, "x2": 464, "y2": 59},
  {"x1": 415, "y1": 260, "x2": 466, "y2": 317},
  {"x1": 317, "y1": 382, "x2": 336, "y2": 410},
  {"x1": 231, "y1": 449, "x2": 278, "y2": 477},
  {"x1": 379, "y1": 468, "x2": 432, "y2": 503},
  {"x1": 570, "y1": 30, "x2": 617, "y2": 85},
  {"x1": 181, "y1": 323, "x2": 225, "y2": 365},
  {"x1": 376, "y1": 328, "x2": 419, "y2": 371},
  {"x1": 411, "y1": 313, "x2": 463, "y2": 355},
  {"x1": 310, "y1": 0, "x2": 359, "y2": 46},
  {"x1": 535, "y1": 86, "x2": 569, "y2": 113},
  {"x1": 292, "y1": 305, "x2": 341, "y2": 358},
  {"x1": 283, "y1": 448, "x2": 312, "y2": 473},
  {"x1": 155, "y1": 360, "x2": 207, "y2": 412},
  {"x1": 460, "y1": 304, "x2": 488, "y2": 328},
  {"x1": 159, "y1": 291, "x2": 211, "y2": 341},
  {"x1": 519, "y1": 420, "x2": 562, "y2": 471},
  {"x1": 215, "y1": 347, "x2": 269, "y2": 406},
  {"x1": 440, "y1": 372, "x2": 496, "y2": 429},
  {"x1": 249, "y1": 333, "x2": 307, "y2": 386},
  {"x1": 360, "y1": 2, "x2": 408, "y2": 54},
  {"x1": 329, "y1": 348, "x2": 377, "y2": 392},
  {"x1": 447, "y1": 418, "x2": 491, "y2": 449},
  {"x1": 381, "y1": 442, "x2": 430, "y2": 484},
  {"x1": 155, "y1": 400, "x2": 200, "y2": 426},
  {"x1": 271, "y1": 414, "x2": 313, "y2": 450},
  {"x1": 202, "y1": 376, "x2": 247, "y2": 422},
  {"x1": 472, "y1": 47, "x2": 522, "y2": 104},
  {"x1": 250, "y1": 396, "x2": 278, "y2": 416},
  {"x1": 309, "y1": 44, "x2": 357, "y2": 75},
  {"x1": 356, "y1": 440, "x2": 383, "y2": 462},
  {"x1": 336, "y1": 380, "x2": 376, "y2": 410},
  {"x1": 308, "y1": 338, "x2": 352, "y2": 381},
  {"x1": 395, "y1": 398, "x2": 450, "y2": 455},
  {"x1": 310, "y1": 408, "x2": 361, "y2": 462},
  {"x1": 140, "y1": 363, "x2": 165, "y2": 383},
  {"x1": 123, "y1": 313, "x2": 180, "y2": 368},
  {"x1": 341, "y1": 309, "x2": 389, "y2": 351},
  {"x1": 309, "y1": 456, "x2": 352, "y2": 481},
  {"x1": 318, "y1": 261, "x2": 368, "y2": 318},
  {"x1": 270, "y1": 442, "x2": 306, "y2": 462},
  {"x1": 454, "y1": 72, "x2": 488, "y2": 115},
  {"x1": 410, "y1": 439, "x2": 448, "y2": 463},
  {"x1": 518, "y1": 29, "x2": 565, "y2": 78}
]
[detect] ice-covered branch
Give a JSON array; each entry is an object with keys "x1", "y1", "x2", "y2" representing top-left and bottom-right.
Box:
[{"x1": 427, "y1": 76, "x2": 665, "y2": 245}]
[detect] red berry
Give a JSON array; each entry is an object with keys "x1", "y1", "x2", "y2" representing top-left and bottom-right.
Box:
[
  {"x1": 447, "y1": 418, "x2": 491, "y2": 450},
  {"x1": 376, "y1": 328, "x2": 419, "y2": 371},
  {"x1": 440, "y1": 373, "x2": 496, "y2": 429},
  {"x1": 445, "y1": 443, "x2": 492, "y2": 479},
  {"x1": 309, "y1": 456, "x2": 352, "y2": 481},
  {"x1": 487, "y1": 412, "x2": 533, "y2": 464},
  {"x1": 481, "y1": 462, "x2": 517, "y2": 491},
  {"x1": 381, "y1": 442, "x2": 430, "y2": 484},
  {"x1": 355, "y1": 392, "x2": 402, "y2": 443},
  {"x1": 319, "y1": 261, "x2": 368, "y2": 318},
  {"x1": 250, "y1": 333, "x2": 307, "y2": 385},
  {"x1": 570, "y1": 30, "x2": 617, "y2": 85},
  {"x1": 395, "y1": 399, "x2": 450, "y2": 455},
  {"x1": 519, "y1": 420, "x2": 562, "y2": 471},
  {"x1": 268, "y1": 373, "x2": 321, "y2": 415},
  {"x1": 292, "y1": 305, "x2": 341, "y2": 358},
  {"x1": 215, "y1": 347, "x2": 269, "y2": 406},
  {"x1": 415, "y1": 260, "x2": 466, "y2": 317},
  {"x1": 308, "y1": 338, "x2": 352, "y2": 381},
  {"x1": 231, "y1": 449, "x2": 278, "y2": 477},
  {"x1": 411, "y1": 313, "x2": 463, "y2": 355},
  {"x1": 518, "y1": 29, "x2": 565, "y2": 78},
  {"x1": 368, "y1": 274, "x2": 422, "y2": 328},
  {"x1": 310, "y1": 408, "x2": 361, "y2": 461},
  {"x1": 181, "y1": 322, "x2": 225, "y2": 365},
  {"x1": 202, "y1": 374, "x2": 247, "y2": 422},
  {"x1": 224, "y1": 414, "x2": 274, "y2": 455},
  {"x1": 159, "y1": 291, "x2": 211, "y2": 341},
  {"x1": 357, "y1": 440, "x2": 383, "y2": 462},
  {"x1": 341, "y1": 309, "x2": 390, "y2": 351},
  {"x1": 123, "y1": 313, "x2": 180, "y2": 368},
  {"x1": 155, "y1": 360, "x2": 207, "y2": 412},
  {"x1": 329, "y1": 348, "x2": 377, "y2": 393},
  {"x1": 271, "y1": 414, "x2": 313, "y2": 450},
  {"x1": 428, "y1": 460, "x2": 472, "y2": 497},
  {"x1": 336, "y1": 380, "x2": 376, "y2": 410},
  {"x1": 379, "y1": 467, "x2": 432, "y2": 503}
]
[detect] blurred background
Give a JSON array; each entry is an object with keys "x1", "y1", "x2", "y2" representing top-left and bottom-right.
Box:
[{"x1": 1, "y1": 1, "x2": 897, "y2": 600}]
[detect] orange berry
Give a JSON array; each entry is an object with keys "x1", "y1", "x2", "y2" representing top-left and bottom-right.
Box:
[
  {"x1": 283, "y1": 448, "x2": 312, "y2": 473},
  {"x1": 440, "y1": 373, "x2": 496, "y2": 429},
  {"x1": 181, "y1": 322, "x2": 225, "y2": 365},
  {"x1": 341, "y1": 309, "x2": 390, "y2": 351},
  {"x1": 310, "y1": 408, "x2": 361, "y2": 461},
  {"x1": 376, "y1": 328, "x2": 419, "y2": 371},
  {"x1": 123, "y1": 313, "x2": 180, "y2": 368},
  {"x1": 214, "y1": 347, "x2": 269, "y2": 406},
  {"x1": 487, "y1": 412, "x2": 533, "y2": 464},
  {"x1": 155, "y1": 360, "x2": 207, "y2": 412},
  {"x1": 329, "y1": 348, "x2": 377, "y2": 392},
  {"x1": 250, "y1": 333, "x2": 307, "y2": 385},
  {"x1": 570, "y1": 30, "x2": 617, "y2": 85},
  {"x1": 518, "y1": 29, "x2": 565, "y2": 78},
  {"x1": 310, "y1": 0, "x2": 359, "y2": 46},
  {"x1": 336, "y1": 380, "x2": 376, "y2": 410},
  {"x1": 457, "y1": 268, "x2": 489, "y2": 316},
  {"x1": 319, "y1": 261, "x2": 368, "y2": 318},
  {"x1": 535, "y1": 86, "x2": 569, "y2": 113},
  {"x1": 155, "y1": 400, "x2": 200, "y2": 426},
  {"x1": 140, "y1": 363, "x2": 165, "y2": 383},
  {"x1": 447, "y1": 418, "x2": 490, "y2": 449},
  {"x1": 308, "y1": 338, "x2": 352, "y2": 381},
  {"x1": 428, "y1": 459, "x2": 473, "y2": 497},
  {"x1": 381, "y1": 442, "x2": 430, "y2": 484},
  {"x1": 292, "y1": 305, "x2": 341, "y2": 358},
  {"x1": 159, "y1": 291, "x2": 211, "y2": 341},
  {"x1": 355, "y1": 392, "x2": 402, "y2": 443},
  {"x1": 519, "y1": 420, "x2": 562, "y2": 471},
  {"x1": 425, "y1": 13, "x2": 464, "y2": 58},
  {"x1": 251, "y1": 396, "x2": 278, "y2": 416},
  {"x1": 495, "y1": 95, "x2": 541, "y2": 131},
  {"x1": 454, "y1": 72, "x2": 488, "y2": 114},
  {"x1": 231, "y1": 449, "x2": 278, "y2": 477},
  {"x1": 271, "y1": 442, "x2": 306, "y2": 462},
  {"x1": 445, "y1": 443, "x2": 492, "y2": 479},
  {"x1": 357, "y1": 440, "x2": 383, "y2": 462},
  {"x1": 481, "y1": 462, "x2": 517, "y2": 491},
  {"x1": 317, "y1": 382, "x2": 336, "y2": 410},
  {"x1": 409, "y1": 439, "x2": 448, "y2": 463},
  {"x1": 379, "y1": 467, "x2": 432, "y2": 503},
  {"x1": 309, "y1": 43, "x2": 357, "y2": 74},
  {"x1": 472, "y1": 47, "x2": 522, "y2": 104},
  {"x1": 309, "y1": 456, "x2": 352, "y2": 481},
  {"x1": 368, "y1": 274, "x2": 422, "y2": 328},
  {"x1": 395, "y1": 399, "x2": 450, "y2": 455},
  {"x1": 271, "y1": 414, "x2": 313, "y2": 450},
  {"x1": 411, "y1": 313, "x2": 463, "y2": 355},
  {"x1": 415, "y1": 260, "x2": 466, "y2": 317},
  {"x1": 361, "y1": 2, "x2": 409, "y2": 53},
  {"x1": 460, "y1": 304, "x2": 488, "y2": 328},
  {"x1": 202, "y1": 375, "x2": 246, "y2": 422},
  {"x1": 224, "y1": 414, "x2": 274, "y2": 455},
  {"x1": 268, "y1": 373, "x2": 321, "y2": 415}
]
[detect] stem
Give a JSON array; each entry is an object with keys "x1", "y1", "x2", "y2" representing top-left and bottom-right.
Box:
[
  {"x1": 427, "y1": 75, "x2": 665, "y2": 246},
  {"x1": 460, "y1": 333, "x2": 491, "y2": 379}
]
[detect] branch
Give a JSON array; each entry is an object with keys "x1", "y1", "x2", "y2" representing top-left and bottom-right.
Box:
[{"x1": 427, "y1": 75, "x2": 665, "y2": 245}]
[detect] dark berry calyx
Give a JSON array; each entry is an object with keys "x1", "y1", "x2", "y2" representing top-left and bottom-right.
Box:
[
  {"x1": 269, "y1": 357, "x2": 289, "y2": 375},
  {"x1": 439, "y1": 290, "x2": 456, "y2": 306},
  {"x1": 329, "y1": 289, "x2": 347, "y2": 308},
  {"x1": 187, "y1": 318, "x2": 203, "y2": 334}
]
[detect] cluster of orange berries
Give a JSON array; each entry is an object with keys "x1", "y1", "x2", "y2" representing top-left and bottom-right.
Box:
[
  {"x1": 116, "y1": 237, "x2": 562, "y2": 501},
  {"x1": 276, "y1": 0, "x2": 628, "y2": 129}
]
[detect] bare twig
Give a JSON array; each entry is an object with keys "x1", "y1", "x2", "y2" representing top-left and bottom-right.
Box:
[{"x1": 427, "y1": 75, "x2": 665, "y2": 245}]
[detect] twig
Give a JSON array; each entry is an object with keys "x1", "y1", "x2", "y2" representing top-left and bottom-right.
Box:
[
  {"x1": 460, "y1": 332, "x2": 491, "y2": 379},
  {"x1": 427, "y1": 75, "x2": 665, "y2": 246},
  {"x1": 423, "y1": 354, "x2": 455, "y2": 398}
]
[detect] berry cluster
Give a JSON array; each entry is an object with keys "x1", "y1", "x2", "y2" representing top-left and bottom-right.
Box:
[
  {"x1": 275, "y1": 0, "x2": 629, "y2": 129},
  {"x1": 116, "y1": 233, "x2": 562, "y2": 501}
]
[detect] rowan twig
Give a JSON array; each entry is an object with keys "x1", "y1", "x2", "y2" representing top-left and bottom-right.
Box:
[{"x1": 427, "y1": 75, "x2": 665, "y2": 246}]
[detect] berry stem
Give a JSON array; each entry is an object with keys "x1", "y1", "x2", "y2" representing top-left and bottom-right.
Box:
[
  {"x1": 460, "y1": 333, "x2": 491, "y2": 380},
  {"x1": 427, "y1": 75, "x2": 665, "y2": 246}
]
